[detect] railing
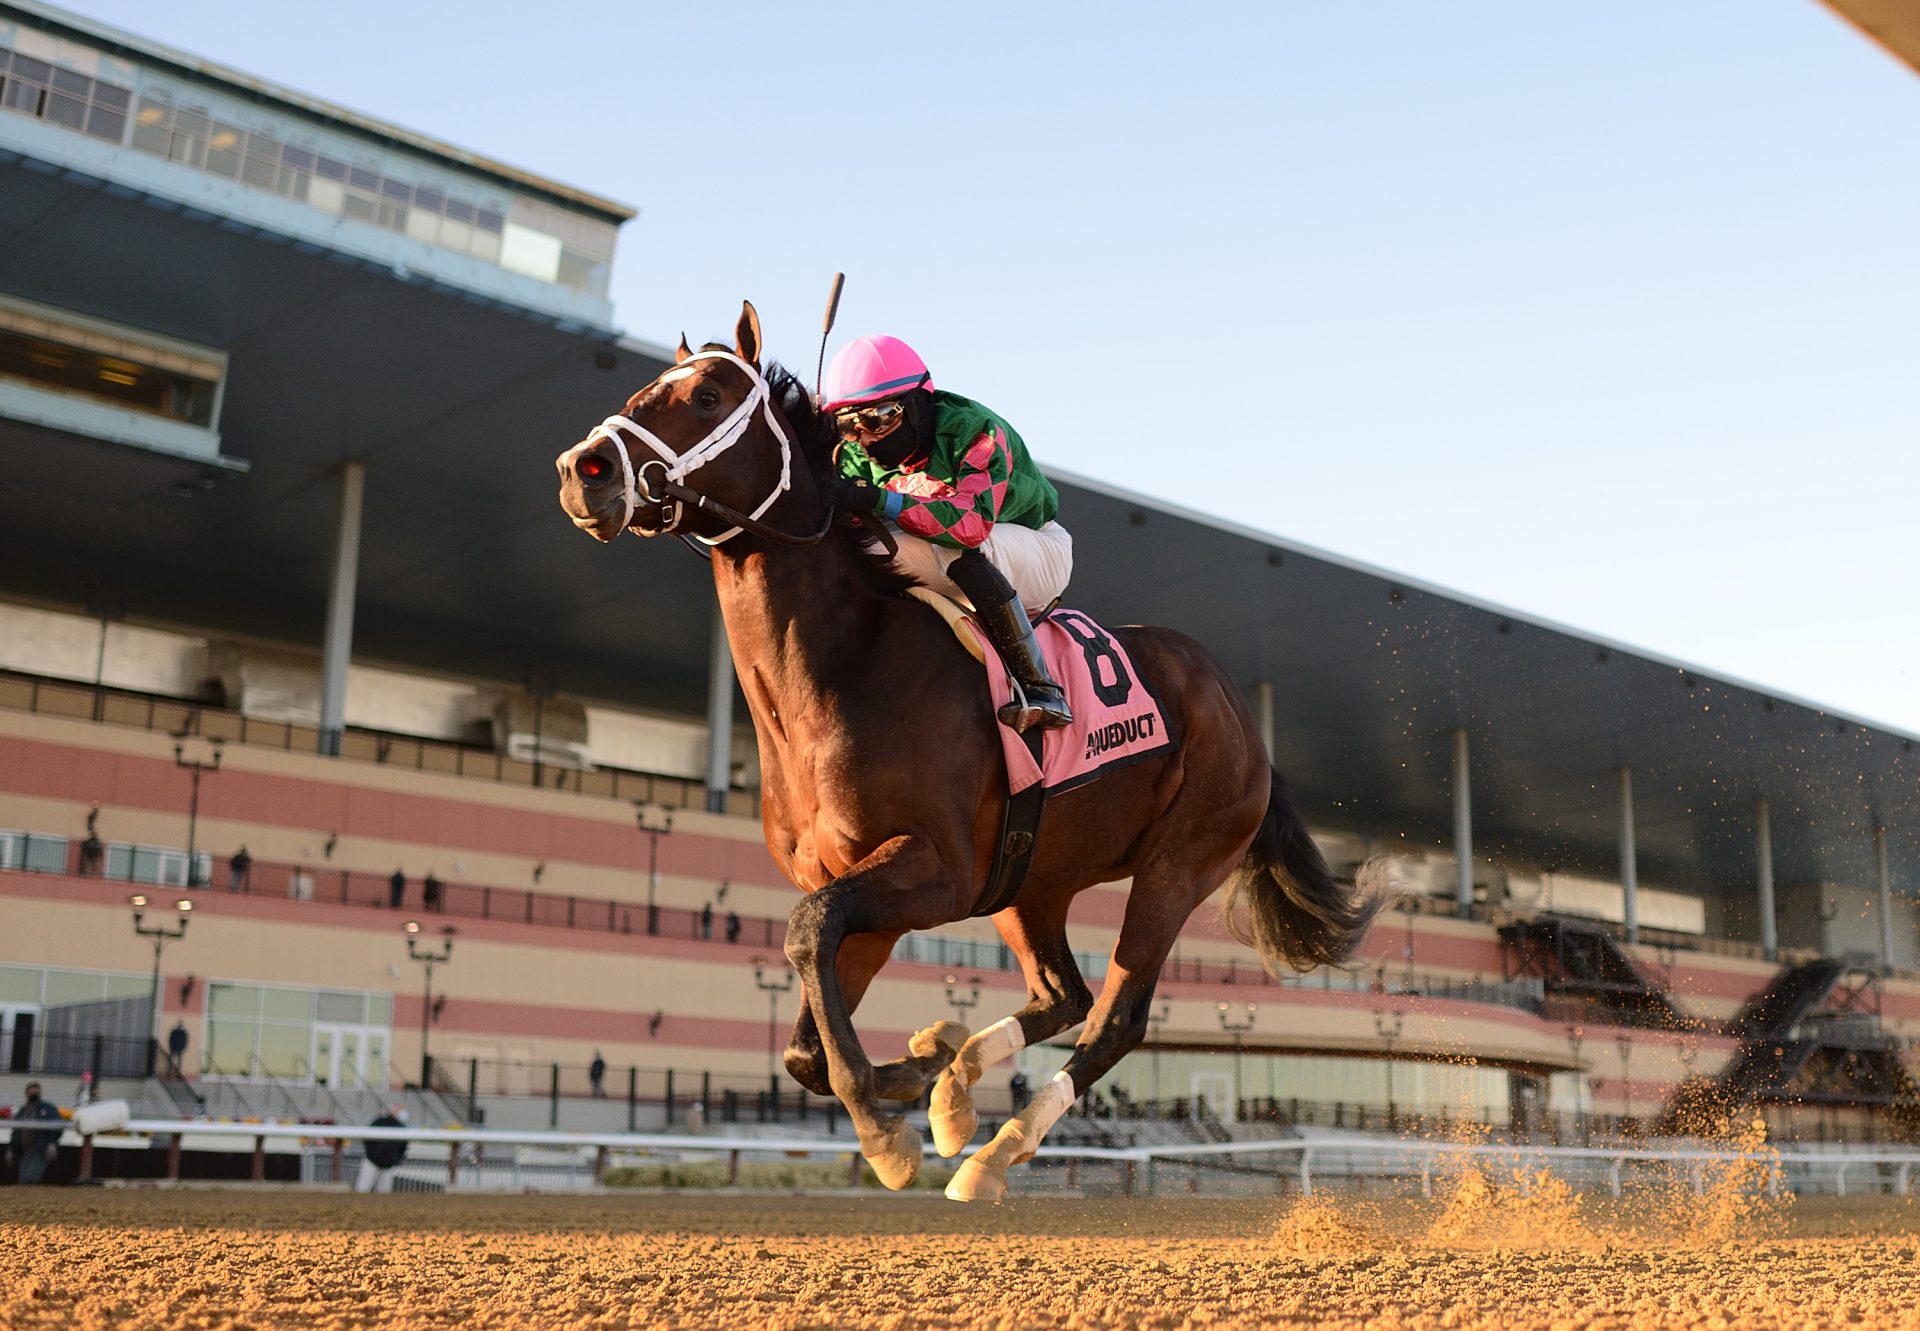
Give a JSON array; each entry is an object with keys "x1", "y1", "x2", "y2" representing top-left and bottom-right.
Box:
[
  {"x1": 43, "y1": 838, "x2": 787, "y2": 949},
  {"x1": 0, "y1": 666, "x2": 758, "y2": 818},
  {"x1": 76, "y1": 1116, "x2": 1920, "y2": 1200}
]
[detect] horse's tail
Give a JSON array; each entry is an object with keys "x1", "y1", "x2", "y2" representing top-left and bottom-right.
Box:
[{"x1": 1223, "y1": 768, "x2": 1391, "y2": 973}]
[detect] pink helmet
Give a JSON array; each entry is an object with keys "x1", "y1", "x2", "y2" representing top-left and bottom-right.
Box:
[{"x1": 820, "y1": 335, "x2": 934, "y2": 410}]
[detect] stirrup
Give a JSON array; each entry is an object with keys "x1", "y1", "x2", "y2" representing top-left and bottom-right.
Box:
[{"x1": 997, "y1": 678, "x2": 1073, "y2": 733}]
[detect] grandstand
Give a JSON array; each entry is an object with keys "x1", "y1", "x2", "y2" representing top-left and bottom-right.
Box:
[{"x1": 0, "y1": 0, "x2": 1914, "y2": 1180}]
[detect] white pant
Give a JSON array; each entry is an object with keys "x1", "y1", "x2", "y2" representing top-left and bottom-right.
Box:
[
  {"x1": 355, "y1": 1159, "x2": 395, "y2": 1193},
  {"x1": 887, "y1": 520, "x2": 1073, "y2": 615}
]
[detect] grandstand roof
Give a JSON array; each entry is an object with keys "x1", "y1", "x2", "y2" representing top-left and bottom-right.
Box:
[{"x1": 0, "y1": 55, "x2": 1912, "y2": 910}]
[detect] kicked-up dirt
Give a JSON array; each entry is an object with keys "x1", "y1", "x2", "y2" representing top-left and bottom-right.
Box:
[{"x1": 2, "y1": 1186, "x2": 1918, "y2": 1329}]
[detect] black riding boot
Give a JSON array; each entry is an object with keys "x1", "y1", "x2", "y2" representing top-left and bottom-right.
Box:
[{"x1": 947, "y1": 550, "x2": 1073, "y2": 733}]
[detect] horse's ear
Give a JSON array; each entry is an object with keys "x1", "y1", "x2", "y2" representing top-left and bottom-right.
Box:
[
  {"x1": 674, "y1": 334, "x2": 692, "y2": 365},
  {"x1": 735, "y1": 300, "x2": 762, "y2": 368}
]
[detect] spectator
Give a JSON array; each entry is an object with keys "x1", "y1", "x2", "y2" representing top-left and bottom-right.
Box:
[
  {"x1": 422, "y1": 872, "x2": 444, "y2": 914},
  {"x1": 724, "y1": 910, "x2": 742, "y2": 945},
  {"x1": 699, "y1": 902, "x2": 714, "y2": 940},
  {"x1": 356, "y1": 1106, "x2": 409, "y2": 1193},
  {"x1": 589, "y1": 1051, "x2": 607, "y2": 1098},
  {"x1": 1009, "y1": 1070, "x2": 1031, "y2": 1111},
  {"x1": 228, "y1": 846, "x2": 252, "y2": 893},
  {"x1": 166, "y1": 1021, "x2": 189, "y2": 1077},
  {"x1": 78, "y1": 802, "x2": 105, "y2": 877},
  {"x1": 8, "y1": 1083, "x2": 64, "y2": 1185},
  {"x1": 388, "y1": 869, "x2": 406, "y2": 910}
]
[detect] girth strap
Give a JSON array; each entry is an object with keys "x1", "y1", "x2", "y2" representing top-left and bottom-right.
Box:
[{"x1": 972, "y1": 727, "x2": 1048, "y2": 918}]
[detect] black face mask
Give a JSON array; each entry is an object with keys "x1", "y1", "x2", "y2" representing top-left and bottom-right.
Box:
[{"x1": 867, "y1": 392, "x2": 937, "y2": 468}]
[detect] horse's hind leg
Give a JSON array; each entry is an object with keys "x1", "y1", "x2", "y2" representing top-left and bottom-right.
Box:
[
  {"x1": 946, "y1": 864, "x2": 1215, "y2": 1203},
  {"x1": 931, "y1": 896, "x2": 1093, "y2": 1157}
]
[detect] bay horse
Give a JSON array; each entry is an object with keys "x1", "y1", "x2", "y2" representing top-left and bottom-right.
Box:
[{"x1": 555, "y1": 303, "x2": 1386, "y2": 1201}]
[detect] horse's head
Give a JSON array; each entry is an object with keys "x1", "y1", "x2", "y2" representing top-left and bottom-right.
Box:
[{"x1": 556, "y1": 301, "x2": 810, "y2": 545}]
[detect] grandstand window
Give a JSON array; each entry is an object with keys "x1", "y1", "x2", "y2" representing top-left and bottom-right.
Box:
[
  {"x1": 0, "y1": 294, "x2": 225, "y2": 429},
  {"x1": 0, "y1": 45, "x2": 132, "y2": 144},
  {"x1": 203, "y1": 981, "x2": 391, "y2": 1082}
]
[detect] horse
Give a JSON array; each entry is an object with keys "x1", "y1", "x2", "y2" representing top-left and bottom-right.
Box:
[{"x1": 555, "y1": 302, "x2": 1387, "y2": 1201}]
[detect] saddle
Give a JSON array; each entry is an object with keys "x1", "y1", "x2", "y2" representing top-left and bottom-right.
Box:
[{"x1": 907, "y1": 587, "x2": 1177, "y2": 916}]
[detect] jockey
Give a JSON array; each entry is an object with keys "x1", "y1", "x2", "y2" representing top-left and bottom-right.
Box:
[{"x1": 820, "y1": 334, "x2": 1073, "y2": 733}]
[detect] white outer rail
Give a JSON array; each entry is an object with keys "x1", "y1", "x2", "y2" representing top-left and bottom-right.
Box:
[{"x1": 76, "y1": 1119, "x2": 1920, "y2": 1198}]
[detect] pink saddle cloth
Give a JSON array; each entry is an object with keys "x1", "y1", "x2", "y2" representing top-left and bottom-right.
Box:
[{"x1": 964, "y1": 607, "x2": 1177, "y2": 796}]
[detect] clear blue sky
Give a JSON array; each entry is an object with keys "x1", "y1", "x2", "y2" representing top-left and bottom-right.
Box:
[{"x1": 69, "y1": 0, "x2": 1920, "y2": 733}]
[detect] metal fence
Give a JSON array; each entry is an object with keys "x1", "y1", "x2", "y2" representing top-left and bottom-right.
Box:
[
  {"x1": 70, "y1": 1116, "x2": 1920, "y2": 1200},
  {"x1": 0, "y1": 667, "x2": 756, "y2": 816}
]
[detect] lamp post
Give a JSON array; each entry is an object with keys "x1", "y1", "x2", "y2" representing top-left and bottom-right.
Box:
[
  {"x1": 1616, "y1": 1033, "x2": 1634, "y2": 1135},
  {"x1": 1567, "y1": 1022, "x2": 1587, "y2": 1146},
  {"x1": 130, "y1": 894, "x2": 192, "y2": 1076},
  {"x1": 86, "y1": 588, "x2": 126, "y2": 723},
  {"x1": 942, "y1": 973, "x2": 981, "y2": 1027},
  {"x1": 1217, "y1": 1000, "x2": 1257, "y2": 1123},
  {"x1": 752, "y1": 956, "x2": 796, "y2": 1080},
  {"x1": 173, "y1": 741, "x2": 223, "y2": 887},
  {"x1": 635, "y1": 803, "x2": 675, "y2": 935},
  {"x1": 1402, "y1": 894, "x2": 1418, "y2": 991},
  {"x1": 1374, "y1": 1008, "x2": 1406, "y2": 1130},
  {"x1": 405, "y1": 921, "x2": 454, "y2": 1087},
  {"x1": 1146, "y1": 999, "x2": 1172, "y2": 1114}
]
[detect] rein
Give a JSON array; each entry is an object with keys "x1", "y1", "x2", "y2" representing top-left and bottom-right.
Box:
[{"x1": 586, "y1": 349, "x2": 828, "y2": 548}]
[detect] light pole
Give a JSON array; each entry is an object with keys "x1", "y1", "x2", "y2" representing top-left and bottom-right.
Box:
[
  {"x1": 943, "y1": 973, "x2": 981, "y2": 1027},
  {"x1": 1217, "y1": 1000, "x2": 1257, "y2": 1122},
  {"x1": 1146, "y1": 999, "x2": 1172, "y2": 1114},
  {"x1": 130, "y1": 894, "x2": 192, "y2": 1076},
  {"x1": 752, "y1": 957, "x2": 796, "y2": 1081},
  {"x1": 635, "y1": 803, "x2": 674, "y2": 935},
  {"x1": 1402, "y1": 894, "x2": 1418, "y2": 991},
  {"x1": 173, "y1": 741, "x2": 223, "y2": 887},
  {"x1": 1567, "y1": 1022, "x2": 1587, "y2": 1146},
  {"x1": 1616, "y1": 1033, "x2": 1634, "y2": 1134},
  {"x1": 86, "y1": 587, "x2": 126, "y2": 722},
  {"x1": 1374, "y1": 1008, "x2": 1406, "y2": 1130},
  {"x1": 405, "y1": 921, "x2": 454, "y2": 1087}
]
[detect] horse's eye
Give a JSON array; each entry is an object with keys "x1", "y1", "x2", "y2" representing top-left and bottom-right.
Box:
[{"x1": 694, "y1": 388, "x2": 721, "y2": 410}]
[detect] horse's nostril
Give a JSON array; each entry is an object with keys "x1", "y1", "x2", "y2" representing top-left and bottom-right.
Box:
[{"x1": 577, "y1": 453, "x2": 613, "y2": 483}]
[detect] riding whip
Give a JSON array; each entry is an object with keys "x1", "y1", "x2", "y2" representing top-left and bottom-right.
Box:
[{"x1": 814, "y1": 271, "x2": 845, "y2": 402}]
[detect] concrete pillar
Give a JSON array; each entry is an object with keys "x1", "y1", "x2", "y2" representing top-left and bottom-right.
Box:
[
  {"x1": 1252, "y1": 681, "x2": 1276, "y2": 762},
  {"x1": 704, "y1": 596, "x2": 736, "y2": 814},
  {"x1": 1756, "y1": 799, "x2": 1777, "y2": 962},
  {"x1": 1876, "y1": 826, "x2": 1896, "y2": 974},
  {"x1": 318, "y1": 462, "x2": 365, "y2": 757},
  {"x1": 1619, "y1": 767, "x2": 1638, "y2": 945},
  {"x1": 1452, "y1": 728, "x2": 1473, "y2": 917}
]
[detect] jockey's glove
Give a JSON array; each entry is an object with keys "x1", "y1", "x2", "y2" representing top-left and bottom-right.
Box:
[{"x1": 824, "y1": 475, "x2": 901, "y2": 519}]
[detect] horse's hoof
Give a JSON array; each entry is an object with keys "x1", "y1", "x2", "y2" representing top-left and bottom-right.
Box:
[
  {"x1": 865, "y1": 1119, "x2": 923, "y2": 1191},
  {"x1": 944, "y1": 1153, "x2": 1007, "y2": 1204},
  {"x1": 907, "y1": 1020, "x2": 969, "y2": 1062},
  {"x1": 929, "y1": 1069, "x2": 979, "y2": 1158}
]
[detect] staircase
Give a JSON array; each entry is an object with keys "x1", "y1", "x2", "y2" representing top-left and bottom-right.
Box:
[
  {"x1": 1498, "y1": 917, "x2": 1687, "y2": 1028},
  {"x1": 1656, "y1": 956, "x2": 1920, "y2": 1141}
]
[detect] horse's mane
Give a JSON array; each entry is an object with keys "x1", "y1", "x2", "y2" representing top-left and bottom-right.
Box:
[{"x1": 757, "y1": 358, "x2": 918, "y2": 597}]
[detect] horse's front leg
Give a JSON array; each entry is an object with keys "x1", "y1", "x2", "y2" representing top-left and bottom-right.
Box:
[
  {"x1": 782, "y1": 932, "x2": 970, "y2": 1103},
  {"x1": 785, "y1": 838, "x2": 965, "y2": 1189}
]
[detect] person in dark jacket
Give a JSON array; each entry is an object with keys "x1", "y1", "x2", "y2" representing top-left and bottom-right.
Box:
[
  {"x1": 8, "y1": 1083, "x2": 64, "y2": 1185},
  {"x1": 356, "y1": 1107, "x2": 409, "y2": 1193}
]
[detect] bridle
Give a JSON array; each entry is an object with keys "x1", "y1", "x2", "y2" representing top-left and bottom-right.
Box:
[{"x1": 583, "y1": 350, "x2": 832, "y2": 549}]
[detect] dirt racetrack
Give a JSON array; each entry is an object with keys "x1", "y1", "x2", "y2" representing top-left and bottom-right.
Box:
[{"x1": 3, "y1": 1187, "x2": 1919, "y2": 1330}]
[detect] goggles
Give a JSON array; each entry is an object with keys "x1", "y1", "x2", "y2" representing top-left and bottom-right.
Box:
[{"x1": 833, "y1": 398, "x2": 908, "y2": 440}]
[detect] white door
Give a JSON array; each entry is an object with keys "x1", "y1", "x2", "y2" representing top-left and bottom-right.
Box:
[
  {"x1": 314, "y1": 1024, "x2": 386, "y2": 1089},
  {"x1": 1193, "y1": 1072, "x2": 1235, "y2": 1123}
]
